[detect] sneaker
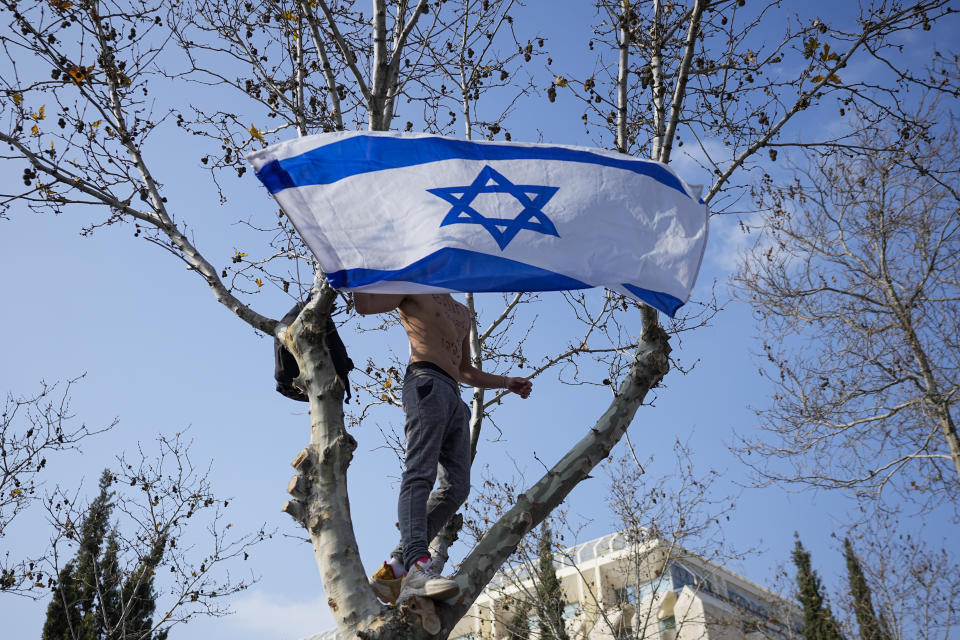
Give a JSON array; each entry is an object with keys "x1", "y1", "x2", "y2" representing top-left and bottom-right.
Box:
[
  {"x1": 369, "y1": 563, "x2": 402, "y2": 605},
  {"x1": 397, "y1": 557, "x2": 459, "y2": 603}
]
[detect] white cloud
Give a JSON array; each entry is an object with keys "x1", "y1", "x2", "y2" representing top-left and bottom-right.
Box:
[
  {"x1": 707, "y1": 210, "x2": 761, "y2": 274},
  {"x1": 670, "y1": 136, "x2": 724, "y2": 191}
]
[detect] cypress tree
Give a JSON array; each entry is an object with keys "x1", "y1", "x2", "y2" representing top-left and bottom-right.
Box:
[
  {"x1": 505, "y1": 598, "x2": 531, "y2": 640},
  {"x1": 844, "y1": 538, "x2": 890, "y2": 640},
  {"x1": 42, "y1": 560, "x2": 84, "y2": 640},
  {"x1": 44, "y1": 470, "x2": 116, "y2": 640},
  {"x1": 117, "y1": 535, "x2": 168, "y2": 640},
  {"x1": 792, "y1": 535, "x2": 845, "y2": 640},
  {"x1": 42, "y1": 470, "x2": 166, "y2": 640},
  {"x1": 536, "y1": 525, "x2": 569, "y2": 640},
  {"x1": 100, "y1": 531, "x2": 124, "y2": 640},
  {"x1": 877, "y1": 613, "x2": 894, "y2": 640}
]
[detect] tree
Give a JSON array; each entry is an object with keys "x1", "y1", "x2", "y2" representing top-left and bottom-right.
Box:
[
  {"x1": 536, "y1": 524, "x2": 569, "y2": 640},
  {"x1": 36, "y1": 433, "x2": 265, "y2": 639},
  {"x1": 0, "y1": 380, "x2": 267, "y2": 631},
  {"x1": 1, "y1": 377, "x2": 115, "y2": 595},
  {"x1": 733, "y1": 102, "x2": 960, "y2": 515},
  {"x1": 792, "y1": 535, "x2": 844, "y2": 640},
  {"x1": 41, "y1": 469, "x2": 163, "y2": 640},
  {"x1": 843, "y1": 538, "x2": 890, "y2": 640},
  {"x1": 504, "y1": 597, "x2": 531, "y2": 640},
  {"x1": 837, "y1": 514, "x2": 960, "y2": 640},
  {"x1": 115, "y1": 535, "x2": 168, "y2": 640},
  {"x1": 2, "y1": 0, "x2": 954, "y2": 638}
]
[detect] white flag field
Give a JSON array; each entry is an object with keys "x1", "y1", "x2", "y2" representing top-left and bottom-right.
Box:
[{"x1": 247, "y1": 131, "x2": 709, "y2": 317}]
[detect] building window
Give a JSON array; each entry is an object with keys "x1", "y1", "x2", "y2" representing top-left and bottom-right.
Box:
[
  {"x1": 614, "y1": 584, "x2": 636, "y2": 604},
  {"x1": 562, "y1": 602, "x2": 582, "y2": 620},
  {"x1": 526, "y1": 614, "x2": 540, "y2": 637},
  {"x1": 635, "y1": 575, "x2": 673, "y2": 604},
  {"x1": 614, "y1": 623, "x2": 634, "y2": 640},
  {"x1": 659, "y1": 615, "x2": 677, "y2": 640},
  {"x1": 728, "y1": 584, "x2": 769, "y2": 617},
  {"x1": 671, "y1": 563, "x2": 714, "y2": 595}
]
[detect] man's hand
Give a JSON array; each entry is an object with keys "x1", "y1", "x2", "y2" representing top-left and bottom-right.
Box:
[{"x1": 506, "y1": 377, "x2": 532, "y2": 399}]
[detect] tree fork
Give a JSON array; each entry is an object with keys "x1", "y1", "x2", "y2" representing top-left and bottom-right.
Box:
[{"x1": 349, "y1": 323, "x2": 670, "y2": 640}]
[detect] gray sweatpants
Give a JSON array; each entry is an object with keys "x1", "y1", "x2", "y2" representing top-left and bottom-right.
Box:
[{"x1": 392, "y1": 365, "x2": 471, "y2": 570}]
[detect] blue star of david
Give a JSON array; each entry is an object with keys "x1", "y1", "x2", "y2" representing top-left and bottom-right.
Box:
[{"x1": 427, "y1": 165, "x2": 560, "y2": 250}]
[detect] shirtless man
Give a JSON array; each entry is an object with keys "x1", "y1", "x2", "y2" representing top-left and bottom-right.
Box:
[{"x1": 355, "y1": 293, "x2": 532, "y2": 604}]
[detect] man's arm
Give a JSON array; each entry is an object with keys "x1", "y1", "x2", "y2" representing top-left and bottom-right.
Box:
[
  {"x1": 458, "y1": 335, "x2": 532, "y2": 398},
  {"x1": 353, "y1": 292, "x2": 406, "y2": 315}
]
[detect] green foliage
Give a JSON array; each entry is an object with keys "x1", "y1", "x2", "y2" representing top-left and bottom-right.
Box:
[
  {"x1": 505, "y1": 598, "x2": 531, "y2": 640},
  {"x1": 536, "y1": 524, "x2": 569, "y2": 640},
  {"x1": 792, "y1": 535, "x2": 845, "y2": 640},
  {"x1": 844, "y1": 538, "x2": 891, "y2": 640},
  {"x1": 41, "y1": 470, "x2": 166, "y2": 640}
]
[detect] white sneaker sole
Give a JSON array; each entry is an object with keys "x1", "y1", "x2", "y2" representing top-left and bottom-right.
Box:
[{"x1": 398, "y1": 580, "x2": 459, "y2": 603}]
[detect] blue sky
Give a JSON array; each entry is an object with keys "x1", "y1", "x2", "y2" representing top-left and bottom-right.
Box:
[{"x1": 1, "y1": 1, "x2": 957, "y2": 639}]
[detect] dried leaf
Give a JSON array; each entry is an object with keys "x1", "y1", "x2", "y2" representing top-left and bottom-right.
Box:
[
  {"x1": 249, "y1": 124, "x2": 266, "y2": 145},
  {"x1": 66, "y1": 64, "x2": 94, "y2": 85}
]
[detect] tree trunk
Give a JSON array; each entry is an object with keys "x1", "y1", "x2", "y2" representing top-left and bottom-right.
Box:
[{"x1": 282, "y1": 284, "x2": 383, "y2": 637}]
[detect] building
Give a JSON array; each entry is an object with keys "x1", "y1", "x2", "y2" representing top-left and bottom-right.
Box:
[
  {"x1": 449, "y1": 531, "x2": 802, "y2": 640},
  {"x1": 312, "y1": 531, "x2": 802, "y2": 640}
]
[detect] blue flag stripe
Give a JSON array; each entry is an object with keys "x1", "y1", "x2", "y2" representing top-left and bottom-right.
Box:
[
  {"x1": 326, "y1": 247, "x2": 588, "y2": 292},
  {"x1": 620, "y1": 283, "x2": 684, "y2": 317},
  {"x1": 256, "y1": 135, "x2": 692, "y2": 200},
  {"x1": 324, "y1": 247, "x2": 684, "y2": 316}
]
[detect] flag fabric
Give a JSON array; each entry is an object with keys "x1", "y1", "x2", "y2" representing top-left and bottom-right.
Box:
[{"x1": 247, "y1": 131, "x2": 709, "y2": 317}]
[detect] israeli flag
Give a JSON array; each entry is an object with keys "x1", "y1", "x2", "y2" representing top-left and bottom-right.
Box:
[{"x1": 247, "y1": 131, "x2": 708, "y2": 317}]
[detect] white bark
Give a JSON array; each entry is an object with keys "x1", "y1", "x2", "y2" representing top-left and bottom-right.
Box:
[
  {"x1": 282, "y1": 282, "x2": 382, "y2": 637},
  {"x1": 615, "y1": 0, "x2": 630, "y2": 153},
  {"x1": 315, "y1": 0, "x2": 372, "y2": 104},
  {"x1": 658, "y1": 0, "x2": 705, "y2": 164},
  {"x1": 877, "y1": 228, "x2": 960, "y2": 483},
  {"x1": 465, "y1": 293, "x2": 486, "y2": 460},
  {"x1": 299, "y1": 0, "x2": 344, "y2": 130},
  {"x1": 649, "y1": 0, "x2": 666, "y2": 159}
]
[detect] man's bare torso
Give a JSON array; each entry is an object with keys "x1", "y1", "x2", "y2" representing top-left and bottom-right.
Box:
[{"x1": 397, "y1": 294, "x2": 470, "y2": 381}]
